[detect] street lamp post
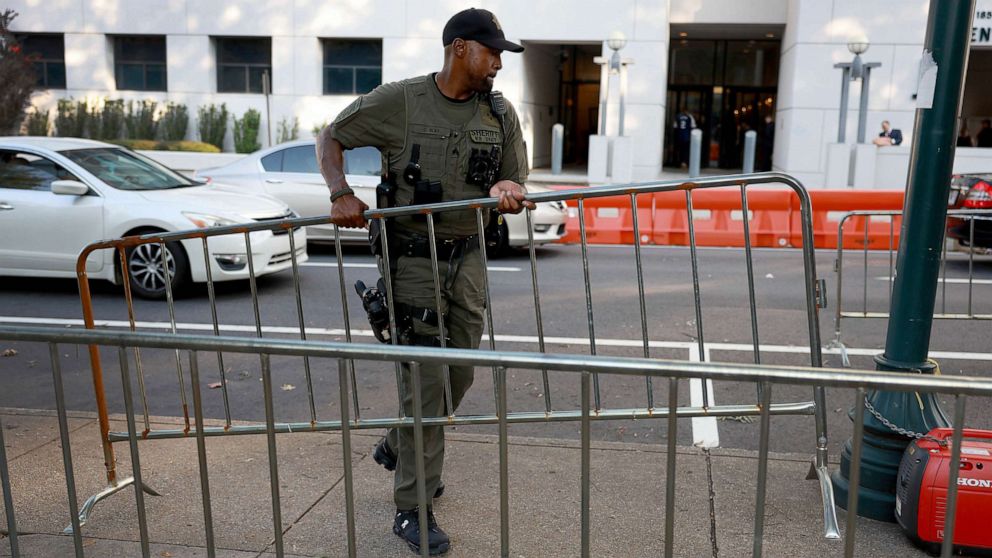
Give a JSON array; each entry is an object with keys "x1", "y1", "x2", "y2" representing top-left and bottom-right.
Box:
[
  {"x1": 594, "y1": 31, "x2": 633, "y2": 136},
  {"x1": 832, "y1": 0, "x2": 975, "y2": 522},
  {"x1": 835, "y1": 35, "x2": 881, "y2": 144}
]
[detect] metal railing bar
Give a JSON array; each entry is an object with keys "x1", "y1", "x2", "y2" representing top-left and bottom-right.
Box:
[
  {"x1": 475, "y1": 210, "x2": 501, "y2": 414},
  {"x1": 378, "y1": 218, "x2": 407, "y2": 423},
  {"x1": 336, "y1": 359, "x2": 357, "y2": 558},
  {"x1": 577, "y1": 199, "x2": 601, "y2": 411},
  {"x1": 188, "y1": 351, "x2": 216, "y2": 558},
  {"x1": 524, "y1": 209, "x2": 552, "y2": 414},
  {"x1": 843, "y1": 387, "x2": 866, "y2": 558},
  {"x1": 333, "y1": 225, "x2": 361, "y2": 422},
  {"x1": 630, "y1": 192, "x2": 654, "y2": 410},
  {"x1": 6, "y1": 327, "x2": 992, "y2": 395},
  {"x1": 968, "y1": 219, "x2": 975, "y2": 317},
  {"x1": 51, "y1": 343, "x2": 84, "y2": 557},
  {"x1": 104, "y1": 401, "x2": 817, "y2": 442},
  {"x1": 425, "y1": 214, "x2": 455, "y2": 419},
  {"x1": 580, "y1": 370, "x2": 591, "y2": 558},
  {"x1": 740, "y1": 187, "x2": 761, "y2": 367},
  {"x1": 259, "y1": 354, "x2": 285, "y2": 557},
  {"x1": 118, "y1": 246, "x2": 151, "y2": 435},
  {"x1": 751, "y1": 380, "x2": 772, "y2": 558},
  {"x1": 862, "y1": 225, "x2": 869, "y2": 316},
  {"x1": 410, "y1": 362, "x2": 430, "y2": 558},
  {"x1": 940, "y1": 396, "x2": 967, "y2": 558},
  {"x1": 888, "y1": 219, "x2": 895, "y2": 301},
  {"x1": 497, "y1": 366, "x2": 510, "y2": 557},
  {"x1": 199, "y1": 236, "x2": 232, "y2": 429},
  {"x1": 244, "y1": 233, "x2": 264, "y2": 339},
  {"x1": 684, "y1": 190, "x2": 708, "y2": 409},
  {"x1": 288, "y1": 229, "x2": 317, "y2": 426},
  {"x1": 839, "y1": 311, "x2": 992, "y2": 321},
  {"x1": 664, "y1": 377, "x2": 678, "y2": 558},
  {"x1": 160, "y1": 241, "x2": 189, "y2": 433},
  {"x1": 117, "y1": 347, "x2": 151, "y2": 558}
]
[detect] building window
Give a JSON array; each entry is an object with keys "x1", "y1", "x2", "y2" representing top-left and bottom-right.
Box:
[
  {"x1": 15, "y1": 34, "x2": 66, "y2": 89},
  {"x1": 113, "y1": 36, "x2": 167, "y2": 91},
  {"x1": 323, "y1": 39, "x2": 382, "y2": 95},
  {"x1": 216, "y1": 37, "x2": 271, "y2": 93}
]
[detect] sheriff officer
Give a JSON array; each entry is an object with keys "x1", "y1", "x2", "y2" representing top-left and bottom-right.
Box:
[{"x1": 317, "y1": 8, "x2": 532, "y2": 555}]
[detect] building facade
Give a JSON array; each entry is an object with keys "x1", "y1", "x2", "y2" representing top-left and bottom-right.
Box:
[{"x1": 9, "y1": 0, "x2": 992, "y2": 188}]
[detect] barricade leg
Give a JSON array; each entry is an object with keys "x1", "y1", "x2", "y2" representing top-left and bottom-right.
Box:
[{"x1": 0, "y1": 412, "x2": 18, "y2": 557}]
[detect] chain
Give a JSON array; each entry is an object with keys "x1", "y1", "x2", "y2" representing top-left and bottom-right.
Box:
[{"x1": 863, "y1": 396, "x2": 947, "y2": 447}]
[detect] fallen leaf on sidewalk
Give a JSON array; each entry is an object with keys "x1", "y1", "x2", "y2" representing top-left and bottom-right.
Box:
[
  {"x1": 765, "y1": 273, "x2": 775, "y2": 279},
  {"x1": 207, "y1": 382, "x2": 224, "y2": 389},
  {"x1": 281, "y1": 384, "x2": 296, "y2": 391},
  {"x1": 1, "y1": 348, "x2": 17, "y2": 357},
  {"x1": 160, "y1": 552, "x2": 173, "y2": 557}
]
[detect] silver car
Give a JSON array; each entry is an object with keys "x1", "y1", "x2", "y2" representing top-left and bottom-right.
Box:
[{"x1": 196, "y1": 139, "x2": 568, "y2": 255}]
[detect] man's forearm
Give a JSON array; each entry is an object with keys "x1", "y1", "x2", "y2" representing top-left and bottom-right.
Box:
[{"x1": 316, "y1": 124, "x2": 348, "y2": 194}]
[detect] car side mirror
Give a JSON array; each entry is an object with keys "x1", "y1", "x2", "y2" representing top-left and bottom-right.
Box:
[{"x1": 51, "y1": 180, "x2": 90, "y2": 196}]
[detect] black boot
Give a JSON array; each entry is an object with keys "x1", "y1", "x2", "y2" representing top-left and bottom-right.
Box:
[
  {"x1": 374, "y1": 438, "x2": 446, "y2": 498},
  {"x1": 393, "y1": 507, "x2": 450, "y2": 555}
]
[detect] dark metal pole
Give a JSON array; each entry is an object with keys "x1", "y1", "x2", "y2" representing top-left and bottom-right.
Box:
[{"x1": 833, "y1": 0, "x2": 975, "y2": 522}]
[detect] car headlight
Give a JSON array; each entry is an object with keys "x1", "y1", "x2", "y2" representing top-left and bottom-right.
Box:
[{"x1": 182, "y1": 212, "x2": 242, "y2": 229}]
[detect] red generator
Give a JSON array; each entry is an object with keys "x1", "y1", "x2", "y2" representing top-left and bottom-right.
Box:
[{"x1": 895, "y1": 428, "x2": 992, "y2": 556}]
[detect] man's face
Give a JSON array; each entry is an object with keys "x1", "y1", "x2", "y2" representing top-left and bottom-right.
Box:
[
  {"x1": 881, "y1": 121, "x2": 890, "y2": 132},
  {"x1": 462, "y1": 40, "x2": 503, "y2": 93}
]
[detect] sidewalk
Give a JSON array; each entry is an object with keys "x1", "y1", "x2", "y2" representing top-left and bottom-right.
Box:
[{"x1": 1, "y1": 408, "x2": 923, "y2": 557}]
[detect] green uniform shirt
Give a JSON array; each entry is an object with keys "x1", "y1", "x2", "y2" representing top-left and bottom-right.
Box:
[{"x1": 330, "y1": 73, "x2": 528, "y2": 238}]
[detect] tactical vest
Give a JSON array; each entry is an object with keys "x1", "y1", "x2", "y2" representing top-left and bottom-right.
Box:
[{"x1": 388, "y1": 75, "x2": 504, "y2": 238}]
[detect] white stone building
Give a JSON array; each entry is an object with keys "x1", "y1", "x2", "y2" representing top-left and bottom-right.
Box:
[{"x1": 8, "y1": 0, "x2": 992, "y2": 188}]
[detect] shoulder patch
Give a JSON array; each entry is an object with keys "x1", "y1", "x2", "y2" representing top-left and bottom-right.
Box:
[
  {"x1": 333, "y1": 97, "x2": 363, "y2": 124},
  {"x1": 469, "y1": 129, "x2": 501, "y2": 144}
]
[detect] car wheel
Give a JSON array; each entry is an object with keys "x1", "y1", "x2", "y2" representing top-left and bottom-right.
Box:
[
  {"x1": 125, "y1": 241, "x2": 189, "y2": 300},
  {"x1": 486, "y1": 219, "x2": 510, "y2": 259}
]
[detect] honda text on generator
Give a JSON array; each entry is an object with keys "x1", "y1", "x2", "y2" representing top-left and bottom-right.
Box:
[{"x1": 896, "y1": 428, "x2": 992, "y2": 555}]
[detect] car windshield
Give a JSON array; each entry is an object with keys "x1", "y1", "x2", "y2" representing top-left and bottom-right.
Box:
[{"x1": 61, "y1": 148, "x2": 199, "y2": 190}]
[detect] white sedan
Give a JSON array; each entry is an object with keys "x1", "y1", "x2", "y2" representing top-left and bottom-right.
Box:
[
  {"x1": 0, "y1": 137, "x2": 307, "y2": 299},
  {"x1": 196, "y1": 139, "x2": 568, "y2": 255}
]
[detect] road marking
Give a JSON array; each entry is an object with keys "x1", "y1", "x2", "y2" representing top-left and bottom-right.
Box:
[
  {"x1": 302, "y1": 262, "x2": 522, "y2": 272},
  {"x1": 874, "y1": 276, "x2": 992, "y2": 285},
  {"x1": 689, "y1": 345, "x2": 719, "y2": 449},
  {"x1": 2, "y1": 315, "x2": 991, "y2": 362}
]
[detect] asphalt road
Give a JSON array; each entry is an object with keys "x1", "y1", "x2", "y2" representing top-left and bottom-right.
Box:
[{"x1": 1, "y1": 242, "x2": 990, "y2": 459}]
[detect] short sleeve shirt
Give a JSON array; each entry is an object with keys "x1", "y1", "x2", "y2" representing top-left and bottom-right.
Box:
[{"x1": 329, "y1": 75, "x2": 528, "y2": 184}]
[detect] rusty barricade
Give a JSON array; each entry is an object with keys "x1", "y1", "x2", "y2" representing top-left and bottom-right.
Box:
[
  {"x1": 829, "y1": 209, "x2": 992, "y2": 366},
  {"x1": 70, "y1": 173, "x2": 837, "y2": 539}
]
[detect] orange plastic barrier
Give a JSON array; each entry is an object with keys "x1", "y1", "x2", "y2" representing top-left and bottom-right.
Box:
[
  {"x1": 650, "y1": 189, "x2": 794, "y2": 248},
  {"x1": 790, "y1": 190, "x2": 904, "y2": 249},
  {"x1": 549, "y1": 186, "x2": 905, "y2": 249}
]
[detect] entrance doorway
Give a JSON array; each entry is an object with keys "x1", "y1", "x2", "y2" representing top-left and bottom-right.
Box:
[
  {"x1": 665, "y1": 28, "x2": 782, "y2": 170},
  {"x1": 558, "y1": 44, "x2": 601, "y2": 167}
]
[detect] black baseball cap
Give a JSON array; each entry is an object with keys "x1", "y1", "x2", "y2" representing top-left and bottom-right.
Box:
[{"x1": 442, "y1": 8, "x2": 524, "y2": 53}]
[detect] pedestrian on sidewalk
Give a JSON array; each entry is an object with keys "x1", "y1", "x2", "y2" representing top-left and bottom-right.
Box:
[{"x1": 316, "y1": 7, "x2": 532, "y2": 556}]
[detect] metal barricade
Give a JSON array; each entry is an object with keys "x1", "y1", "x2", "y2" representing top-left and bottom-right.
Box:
[
  {"x1": 72, "y1": 173, "x2": 835, "y2": 537},
  {"x1": 830, "y1": 209, "x2": 992, "y2": 366},
  {"x1": 3, "y1": 325, "x2": 992, "y2": 558}
]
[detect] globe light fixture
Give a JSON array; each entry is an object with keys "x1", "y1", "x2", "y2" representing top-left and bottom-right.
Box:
[{"x1": 607, "y1": 30, "x2": 627, "y2": 51}]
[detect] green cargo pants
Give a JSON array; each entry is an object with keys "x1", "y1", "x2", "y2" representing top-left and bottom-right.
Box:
[{"x1": 385, "y1": 244, "x2": 485, "y2": 510}]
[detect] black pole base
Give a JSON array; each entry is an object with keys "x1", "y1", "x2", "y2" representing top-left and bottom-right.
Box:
[{"x1": 832, "y1": 354, "x2": 950, "y2": 522}]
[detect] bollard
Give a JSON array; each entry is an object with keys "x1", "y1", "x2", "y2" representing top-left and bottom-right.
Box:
[
  {"x1": 551, "y1": 123, "x2": 564, "y2": 175},
  {"x1": 743, "y1": 130, "x2": 757, "y2": 174},
  {"x1": 689, "y1": 128, "x2": 702, "y2": 178}
]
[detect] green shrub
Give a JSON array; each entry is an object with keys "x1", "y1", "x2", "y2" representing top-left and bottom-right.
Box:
[
  {"x1": 23, "y1": 108, "x2": 50, "y2": 136},
  {"x1": 110, "y1": 139, "x2": 221, "y2": 153},
  {"x1": 311, "y1": 120, "x2": 329, "y2": 137},
  {"x1": 233, "y1": 108, "x2": 261, "y2": 153},
  {"x1": 109, "y1": 138, "x2": 159, "y2": 150},
  {"x1": 91, "y1": 99, "x2": 125, "y2": 140},
  {"x1": 197, "y1": 103, "x2": 228, "y2": 149},
  {"x1": 125, "y1": 100, "x2": 157, "y2": 140},
  {"x1": 0, "y1": 10, "x2": 37, "y2": 135},
  {"x1": 159, "y1": 102, "x2": 188, "y2": 141},
  {"x1": 55, "y1": 99, "x2": 89, "y2": 137},
  {"x1": 277, "y1": 116, "x2": 299, "y2": 143},
  {"x1": 160, "y1": 140, "x2": 220, "y2": 153}
]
